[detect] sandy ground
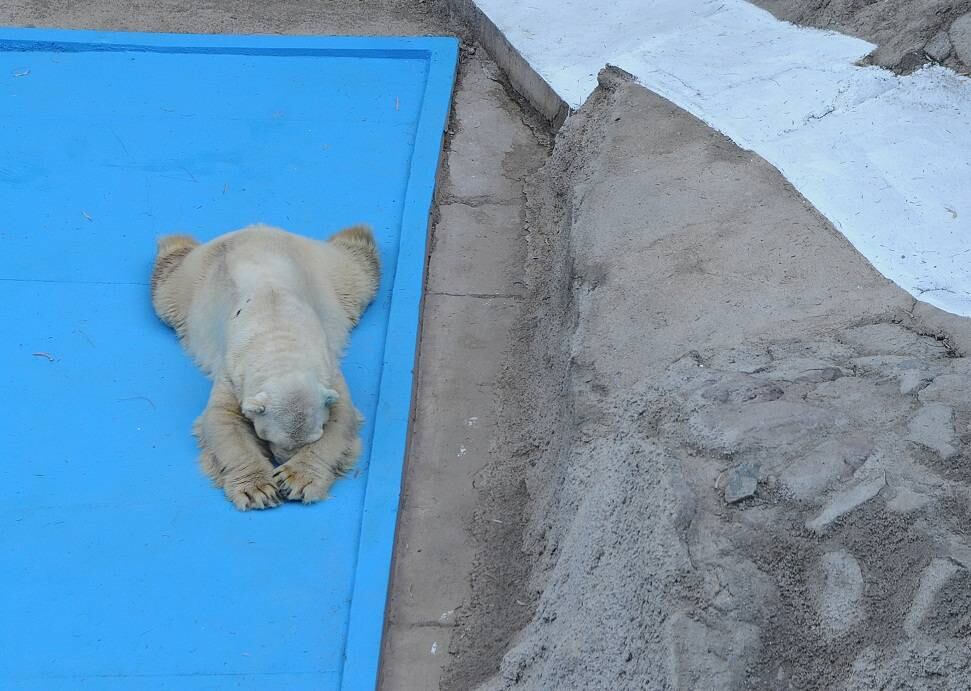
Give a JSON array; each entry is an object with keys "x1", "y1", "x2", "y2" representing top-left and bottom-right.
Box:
[
  {"x1": 752, "y1": 0, "x2": 971, "y2": 73},
  {"x1": 453, "y1": 67, "x2": 971, "y2": 689}
]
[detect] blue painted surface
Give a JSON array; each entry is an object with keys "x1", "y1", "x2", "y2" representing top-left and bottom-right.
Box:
[{"x1": 0, "y1": 29, "x2": 457, "y2": 690}]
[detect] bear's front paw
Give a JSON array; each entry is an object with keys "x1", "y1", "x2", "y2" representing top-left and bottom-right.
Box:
[
  {"x1": 273, "y1": 460, "x2": 337, "y2": 504},
  {"x1": 223, "y1": 470, "x2": 283, "y2": 511}
]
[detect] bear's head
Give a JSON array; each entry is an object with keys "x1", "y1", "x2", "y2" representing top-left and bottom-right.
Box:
[{"x1": 241, "y1": 372, "x2": 339, "y2": 462}]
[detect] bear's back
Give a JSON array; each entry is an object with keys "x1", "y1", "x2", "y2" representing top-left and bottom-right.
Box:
[{"x1": 182, "y1": 225, "x2": 348, "y2": 375}]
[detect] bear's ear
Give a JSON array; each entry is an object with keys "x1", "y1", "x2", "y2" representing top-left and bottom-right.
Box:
[
  {"x1": 241, "y1": 392, "x2": 269, "y2": 417},
  {"x1": 321, "y1": 386, "x2": 339, "y2": 408}
]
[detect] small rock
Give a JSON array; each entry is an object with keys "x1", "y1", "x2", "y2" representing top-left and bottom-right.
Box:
[
  {"x1": 951, "y1": 13, "x2": 971, "y2": 66},
  {"x1": 842, "y1": 324, "x2": 942, "y2": 358},
  {"x1": 896, "y1": 49, "x2": 927, "y2": 73},
  {"x1": 754, "y1": 357, "x2": 842, "y2": 383},
  {"x1": 904, "y1": 559, "x2": 961, "y2": 636},
  {"x1": 699, "y1": 375, "x2": 784, "y2": 404},
  {"x1": 689, "y1": 401, "x2": 835, "y2": 455},
  {"x1": 819, "y1": 551, "x2": 864, "y2": 639},
  {"x1": 906, "y1": 403, "x2": 959, "y2": 460},
  {"x1": 780, "y1": 437, "x2": 871, "y2": 500},
  {"x1": 918, "y1": 374, "x2": 971, "y2": 406},
  {"x1": 899, "y1": 369, "x2": 933, "y2": 395},
  {"x1": 887, "y1": 486, "x2": 930, "y2": 513},
  {"x1": 795, "y1": 366, "x2": 843, "y2": 384},
  {"x1": 806, "y1": 468, "x2": 886, "y2": 533},
  {"x1": 925, "y1": 30, "x2": 953, "y2": 62},
  {"x1": 947, "y1": 538, "x2": 971, "y2": 569},
  {"x1": 724, "y1": 463, "x2": 759, "y2": 504}
]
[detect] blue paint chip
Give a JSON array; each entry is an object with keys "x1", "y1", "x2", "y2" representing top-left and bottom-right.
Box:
[{"x1": 0, "y1": 29, "x2": 457, "y2": 690}]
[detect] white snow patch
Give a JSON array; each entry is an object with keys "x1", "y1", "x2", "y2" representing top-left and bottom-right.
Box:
[{"x1": 475, "y1": 0, "x2": 971, "y2": 316}]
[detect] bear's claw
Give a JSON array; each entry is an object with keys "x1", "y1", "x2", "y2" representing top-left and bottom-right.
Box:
[
  {"x1": 225, "y1": 474, "x2": 283, "y2": 511},
  {"x1": 273, "y1": 463, "x2": 335, "y2": 504}
]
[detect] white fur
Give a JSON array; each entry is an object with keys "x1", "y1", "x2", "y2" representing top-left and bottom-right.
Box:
[{"x1": 152, "y1": 223, "x2": 380, "y2": 510}]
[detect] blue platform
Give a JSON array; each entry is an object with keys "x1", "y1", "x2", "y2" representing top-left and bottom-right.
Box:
[{"x1": 0, "y1": 29, "x2": 457, "y2": 689}]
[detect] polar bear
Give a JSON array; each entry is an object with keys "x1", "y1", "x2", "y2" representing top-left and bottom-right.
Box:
[{"x1": 151, "y1": 223, "x2": 380, "y2": 510}]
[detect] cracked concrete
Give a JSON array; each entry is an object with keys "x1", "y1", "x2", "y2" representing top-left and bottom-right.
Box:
[{"x1": 381, "y1": 51, "x2": 548, "y2": 691}]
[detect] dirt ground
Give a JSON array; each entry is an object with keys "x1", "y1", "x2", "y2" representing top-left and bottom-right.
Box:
[
  {"x1": 451, "y1": 66, "x2": 971, "y2": 689},
  {"x1": 751, "y1": 0, "x2": 971, "y2": 73}
]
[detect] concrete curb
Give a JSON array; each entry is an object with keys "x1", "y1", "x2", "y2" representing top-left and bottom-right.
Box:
[{"x1": 446, "y1": 0, "x2": 571, "y2": 128}]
